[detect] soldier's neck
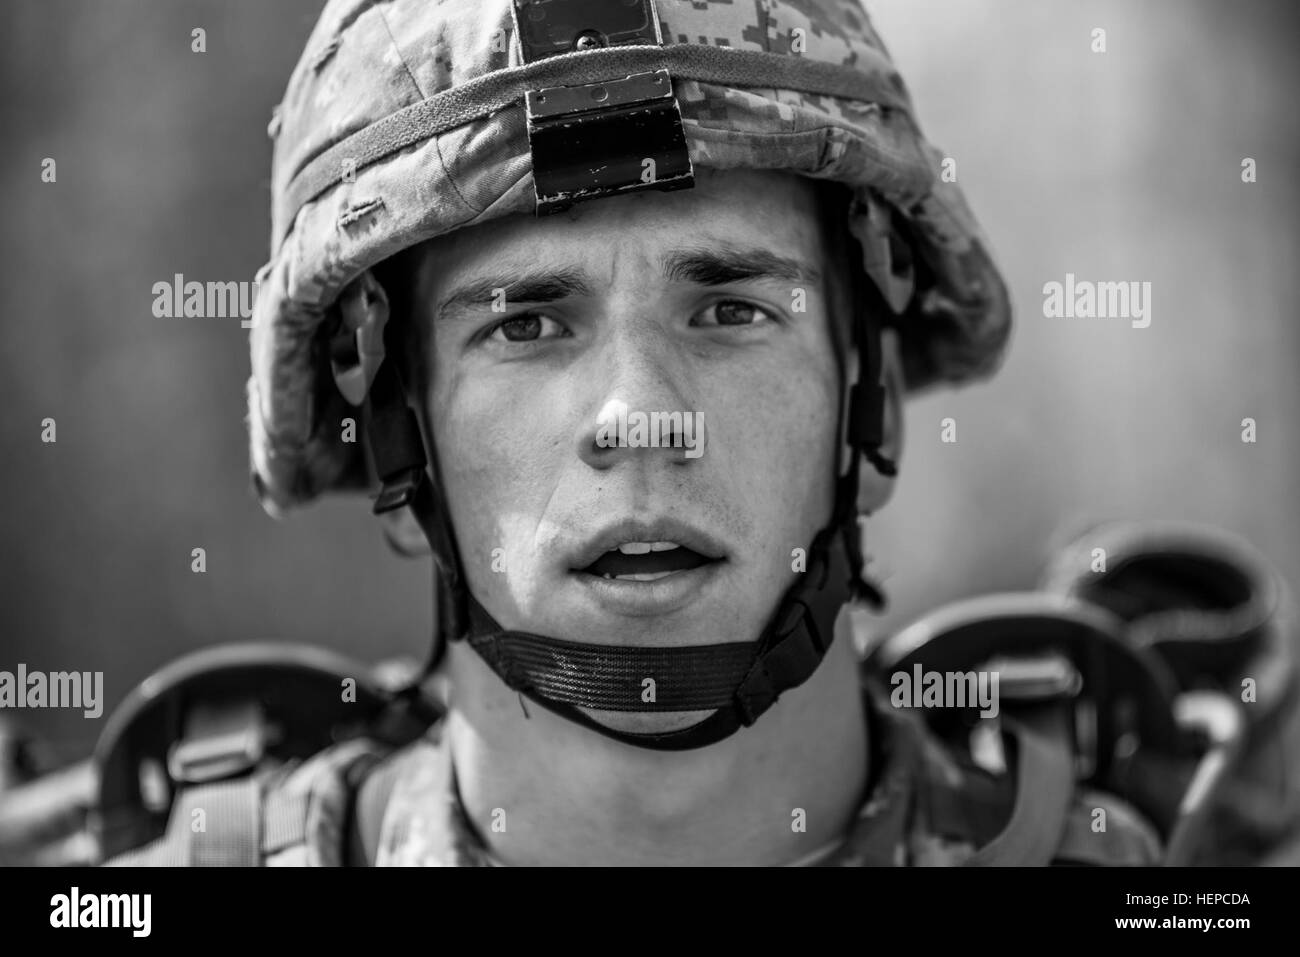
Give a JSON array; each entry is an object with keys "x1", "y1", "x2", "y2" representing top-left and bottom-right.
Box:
[{"x1": 440, "y1": 611, "x2": 869, "y2": 866}]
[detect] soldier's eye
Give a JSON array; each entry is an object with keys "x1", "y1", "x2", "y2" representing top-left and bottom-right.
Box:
[
  {"x1": 693, "y1": 300, "x2": 778, "y2": 327},
  {"x1": 486, "y1": 314, "x2": 568, "y2": 343}
]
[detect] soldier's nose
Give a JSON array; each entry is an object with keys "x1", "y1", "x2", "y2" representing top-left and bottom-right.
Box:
[{"x1": 575, "y1": 345, "x2": 706, "y2": 470}]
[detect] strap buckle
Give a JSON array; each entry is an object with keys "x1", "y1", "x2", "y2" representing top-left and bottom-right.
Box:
[
  {"x1": 510, "y1": 0, "x2": 694, "y2": 214},
  {"x1": 167, "y1": 701, "x2": 268, "y2": 786},
  {"x1": 986, "y1": 653, "x2": 1083, "y2": 705},
  {"x1": 374, "y1": 466, "x2": 422, "y2": 514}
]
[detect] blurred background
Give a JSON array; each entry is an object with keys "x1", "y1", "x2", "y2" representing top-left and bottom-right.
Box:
[{"x1": 2, "y1": 0, "x2": 1297, "y2": 762}]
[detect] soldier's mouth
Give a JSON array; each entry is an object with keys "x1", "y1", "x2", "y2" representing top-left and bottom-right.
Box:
[
  {"x1": 567, "y1": 517, "x2": 728, "y2": 590},
  {"x1": 578, "y1": 541, "x2": 719, "y2": 582}
]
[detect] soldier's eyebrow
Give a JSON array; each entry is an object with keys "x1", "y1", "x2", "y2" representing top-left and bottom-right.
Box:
[
  {"x1": 435, "y1": 243, "x2": 820, "y2": 320},
  {"x1": 436, "y1": 266, "x2": 594, "y2": 319},
  {"x1": 661, "y1": 243, "x2": 822, "y2": 288}
]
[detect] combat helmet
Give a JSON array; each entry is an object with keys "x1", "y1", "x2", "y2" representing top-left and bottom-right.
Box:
[{"x1": 248, "y1": 0, "x2": 1013, "y2": 749}]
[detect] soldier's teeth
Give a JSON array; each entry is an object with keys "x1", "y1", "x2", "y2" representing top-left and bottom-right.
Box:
[
  {"x1": 615, "y1": 542, "x2": 652, "y2": 555},
  {"x1": 649, "y1": 541, "x2": 680, "y2": 552},
  {"x1": 614, "y1": 571, "x2": 674, "y2": 582}
]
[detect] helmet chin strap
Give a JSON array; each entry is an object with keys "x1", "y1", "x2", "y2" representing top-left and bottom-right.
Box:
[
  {"x1": 363, "y1": 310, "x2": 895, "y2": 751},
  {"x1": 461, "y1": 497, "x2": 871, "y2": 751}
]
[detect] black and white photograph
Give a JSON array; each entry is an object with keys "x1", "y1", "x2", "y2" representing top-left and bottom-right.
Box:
[{"x1": 2, "y1": 0, "x2": 1298, "y2": 913}]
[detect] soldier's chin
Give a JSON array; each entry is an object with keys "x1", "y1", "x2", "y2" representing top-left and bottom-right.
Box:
[{"x1": 579, "y1": 708, "x2": 717, "y2": 738}]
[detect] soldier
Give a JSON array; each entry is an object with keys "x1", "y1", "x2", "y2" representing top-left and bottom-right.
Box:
[{"x1": 6, "y1": 0, "x2": 1298, "y2": 867}]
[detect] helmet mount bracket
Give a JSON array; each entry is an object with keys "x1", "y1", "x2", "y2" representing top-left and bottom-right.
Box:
[{"x1": 510, "y1": 0, "x2": 695, "y2": 215}]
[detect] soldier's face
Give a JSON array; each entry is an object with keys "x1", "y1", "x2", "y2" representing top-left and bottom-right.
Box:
[{"x1": 408, "y1": 168, "x2": 842, "y2": 655}]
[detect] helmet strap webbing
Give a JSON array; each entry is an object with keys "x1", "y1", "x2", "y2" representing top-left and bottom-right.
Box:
[
  {"x1": 364, "y1": 357, "x2": 464, "y2": 672},
  {"x1": 461, "y1": 510, "x2": 858, "y2": 750}
]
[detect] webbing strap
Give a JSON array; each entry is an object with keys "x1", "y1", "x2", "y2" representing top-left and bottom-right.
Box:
[
  {"x1": 964, "y1": 704, "x2": 1076, "y2": 866},
  {"x1": 466, "y1": 622, "x2": 757, "y2": 711},
  {"x1": 364, "y1": 360, "x2": 426, "y2": 484},
  {"x1": 261, "y1": 791, "x2": 308, "y2": 856},
  {"x1": 281, "y1": 43, "x2": 912, "y2": 242},
  {"x1": 185, "y1": 777, "x2": 262, "y2": 867}
]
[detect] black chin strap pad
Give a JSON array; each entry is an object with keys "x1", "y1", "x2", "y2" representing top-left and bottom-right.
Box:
[
  {"x1": 466, "y1": 619, "x2": 756, "y2": 712},
  {"x1": 461, "y1": 524, "x2": 854, "y2": 750}
]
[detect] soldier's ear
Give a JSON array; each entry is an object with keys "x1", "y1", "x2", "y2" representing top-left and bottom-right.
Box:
[
  {"x1": 857, "y1": 328, "x2": 904, "y2": 513},
  {"x1": 379, "y1": 506, "x2": 433, "y2": 556}
]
